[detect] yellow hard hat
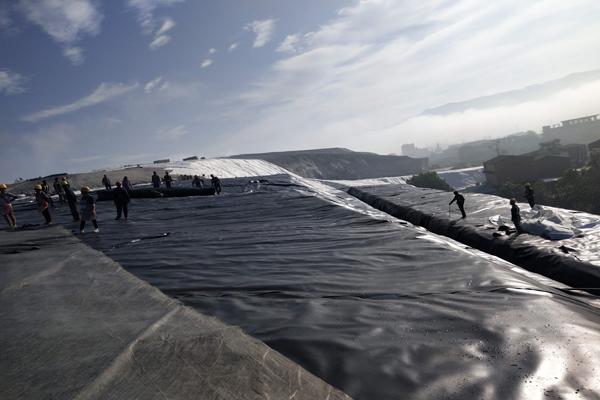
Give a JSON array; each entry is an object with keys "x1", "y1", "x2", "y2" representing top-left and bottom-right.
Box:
[
  {"x1": 0, "y1": 183, "x2": 7, "y2": 189},
  {"x1": 81, "y1": 186, "x2": 91, "y2": 193},
  {"x1": 34, "y1": 184, "x2": 43, "y2": 190}
]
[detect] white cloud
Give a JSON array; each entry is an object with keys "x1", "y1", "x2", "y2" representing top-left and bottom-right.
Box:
[
  {"x1": 276, "y1": 34, "x2": 300, "y2": 53},
  {"x1": 127, "y1": 1, "x2": 181, "y2": 49},
  {"x1": 127, "y1": 0, "x2": 183, "y2": 33},
  {"x1": 156, "y1": 124, "x2": 187, "y2": 140},
  {"x1": 244, "y1": 19, "x2": 276, "y2": 48},
  {"x1": 155, "y1": 16, "x2": 175, "y2": 36},
  {"x1": 208, "y1": 47, "x2": 217, "y2": 54},
  {"x1": 228, "y1": 42, "x2": 238, "y2": 52},
  {"x1": 144, "y1": 76, "x2": 169, "y2": 93},
  {"x1": 22, "y1": 82, "x2": 139, "y2": 123},
  {"x1": 17, "y1": 0, "x2": 102, "y2": 65},
  {"x1": 0, "y1": 69, "x2": 27, "y2": 95},
  {"x1": 63, "y1": 46, "x2": 84, "y2": 65},
  {"x1": 200, "y1": 59, "x2": 213, "y2": 68},
  {"x1": 227, "y1": 0, "x2": 600, "y2": 153},
  {"x1": 149, "y1": 34, "x2": 171, "y2": 49}
]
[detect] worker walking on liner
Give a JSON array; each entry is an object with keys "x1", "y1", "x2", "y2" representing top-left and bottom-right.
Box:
[
  {"x1": 524, "y1": 183, "x2": 535, "y2": 208},
  {"x1": 210, "y1": 174, "x2": 222, "y2": 194},
  {"x1": 113, "y1": 181, "x2": 130, "y2": 220},
  {"x1": 34, "y1": 184, "x2": 52, "y2": 225},
  {"x1": 53, "y1": 177, "x2": 64, "y2": 204},
  {"x1": 122, "y1": 176, "x2": 132, "y2": 191},
  {"x1": 62, "y1": 179, "x2": 80, "y2": 221},
  {"x1": 102, "y1": 174, "x2": 112, "y2": 190},
  {"x1": 0, "y1": 184, "x2": 17, "y2": 228},
  {"x1": 79, "y1": 187, "x2": 99, "y2": 233},
  {"x1": 510, "y1": 198, "x2": 523, "y2": 234},
  {"x1": 449, "y1": 190, "x2": 466, "y2": 218},
  {"x1": 151, "y1": 171, "x2": 161, "y2": 188},
  {"x1": 163, "y1": 171, "x2": 173, "y2": 188}
]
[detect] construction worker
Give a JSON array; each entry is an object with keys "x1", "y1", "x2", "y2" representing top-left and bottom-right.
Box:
[
  {"x1": 210, "y1": 174, "x2": 222, "y2": 194},
  {"x1": 163, "y1": 171, "x2": 173, "y2": 189},
  {"x1": 34, "y1": 184, "x2": 52, "y2": 224},
  {"x1": 113, "y1": 181, "x2": 130, "y2": 220},
  {"x1": 102, "y1": 174, "x2": 112, "y2": 190},
  {"x1": 53, "y1": 177, "x2": 65, "y2": 204},
  {"x1": 79, "y1": 187, "x2": 99, "y2": 233},
  {"x1": 122, "y1": 176, "x2": 132, "y2": 191},
  {"x1": 524, "y1": 183, "x2": 535, "y2": 208},
  {"x1": 449, "y1": 190, "x2": 466, "y2": 218},
  {"x1": 0, "y1": 184, "x2": 17, "y2": 228},
  {"x1": 510, "y1": 198, "x2": 523, "y2": 234},
  {"x1": 61, "y1": 179, "x2": 80, "y2": 221},
  {"x1": 151, "y1": 171, "x2": 161, "y2": 188}
]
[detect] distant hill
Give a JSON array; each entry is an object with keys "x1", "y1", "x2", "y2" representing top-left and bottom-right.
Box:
[
  {"x1": 422, "y1": 69, "x2": 600, "y2": 116},
  {"x1": 229, "y1": 148, "x2": 427, "y2": 180}
]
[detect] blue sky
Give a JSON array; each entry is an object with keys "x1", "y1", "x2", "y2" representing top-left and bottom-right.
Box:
[{"x1": 2, "y1": 0, "x2": 600, "y2": 182}]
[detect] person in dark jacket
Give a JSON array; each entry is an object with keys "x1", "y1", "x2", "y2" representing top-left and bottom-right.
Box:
[
  {"x1": 102, "y1": 174, "x2": 112, "y2": 190},
  {"x1": 449, "y1": 190, "x2": 466, "y2": 218},
  {"x1": 524, "y1": 183, "x2": 535, "y2": 208},
  {"x1": 210, "y1": 174, "x2": 221, "y2": 194},
  {"x1": 151, "y1": 171, "x2": 161, "y2": 188},
  {"x1": 163, "y1": 171, "x2": 173, "y2": 189},
  {"x1": 34, "y1": 184, "x2": 52, "y2": 224},
  {"x1": 122, "y1": 176, "x2": 132, "y2": 191},
  {"x1": 62, "y1": 180, "x2": 80, "y2": 221},
  {"x1": 79, "y1": 187, "x2": 99, "y2": 233},
  {"x1": 113, "y1": 181, "x2": 130, "y2": 220},
  {"x1": 192, "y1": 175, "x2": 204, "y2": 188},
  {"x1": 53, "y1": 177, "x2": 64, "y2": 204},
  {"x1": 510, "y1": 198, "x2": 523, "y2": 234}
]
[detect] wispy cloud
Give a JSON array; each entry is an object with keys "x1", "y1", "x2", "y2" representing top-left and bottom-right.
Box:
[
  {"x1": 0, "y1": 69, "x2": 27, "y2": 95},
  {"x1": 277, "y1": 33, "x2": 300, "y2": 53},
  {"x1": 200, "y1": 59, "x2": 213, "y2": 68},
  {"x1": 208, "y1": 47, "x2": 217, "y2": 54},
  {"x1": 229, "y1": 0, "x2": 600, "y2": 152},
  {"x1": 127, "y1": 0, "x2": 183, "y2": 33},
  {"x1": 228, "y1": 42, "x2": 238, "y2": 52},
  {"x1": 156, "y1": 124, "x2": 187, "y2": 140},
  {"x1": 144, "y1": 76, "x2": 169, "y2": 93},
  {"x1": 127, "y1": 1, "x2": 182, "y2": 49},
  {"x1": 149, "y1": 34, "x2": 171, "y2": 49},
  {"x1": 23, "y1": 82, "x2": 138, "y2": 123},
  {"x1": 17, "y1": 0, "x2": 102, "y2": 65},
  {"x1": 155, "y1": 16, "x2": 175, "y2": 36},
  {"x1": 244, "y1": 19, "x2": 276, "y2": 48}
]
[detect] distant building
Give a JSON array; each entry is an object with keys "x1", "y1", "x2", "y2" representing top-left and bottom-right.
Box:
[
  {"x1": 588, "y1": 138, "x2": 600, "y2": 152},
  {"x1": 401, "y1": 143, "x2": 431, "y2": 158},
  {"x1": 542, "y1": 114, "x2": 600, "y2": 145},
  {"x1": 483, "y1": 139, "x2": 585, "y2": 186},
  {"x1": 483, "y1": 154, "x2": 571, "y2": 186},
  {"x1": 182, "y1": 156, "x2": 199, "y2": 161},
  {"x1": 153, "y1": 159, "x2": 170, "y2": 164}
]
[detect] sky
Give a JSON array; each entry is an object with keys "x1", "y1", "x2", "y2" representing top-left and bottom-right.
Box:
[{"x1": 1, "y1": 0, "x2": 600, "y2": 182}]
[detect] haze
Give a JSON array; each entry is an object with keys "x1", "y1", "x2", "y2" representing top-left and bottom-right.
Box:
[{"x1": 2, "y1": 0, "x2": 600, "y2": 182}]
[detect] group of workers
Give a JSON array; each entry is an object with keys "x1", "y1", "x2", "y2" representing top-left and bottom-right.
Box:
[
  {"x1": 1, "y1": 170, "x2": 224, "y2": 231},
  {"x1": 449, "y1": 182, "x2": 536, "y2": 234}
]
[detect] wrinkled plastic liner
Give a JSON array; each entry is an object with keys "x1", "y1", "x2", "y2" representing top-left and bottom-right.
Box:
[
  {"x1": 8, "y1": 177, "x2": 600, "y2": 399},
  {"x1": 347, "y1": 184, "x2": 600, "y2": 294}
]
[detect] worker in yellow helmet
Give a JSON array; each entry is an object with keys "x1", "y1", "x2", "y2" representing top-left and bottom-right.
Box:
[
  {"x1": 34, "y1": 184, "x2": 52, "y2": 225},
  {"x1": 0, "y1": 183, "x2": 17, "y2": 228},
  {"x1": 79, "y1": 186, "x2": 99, "y2": 233}
]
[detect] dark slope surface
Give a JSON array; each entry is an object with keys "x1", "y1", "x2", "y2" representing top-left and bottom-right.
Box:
[{"x1": 10, "y1": 178, "x2": 600, "y2": 399}]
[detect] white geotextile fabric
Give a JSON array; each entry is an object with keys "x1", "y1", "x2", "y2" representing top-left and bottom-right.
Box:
[{"x1": 488, "y1": 205, "x2": 600, "y2": 240}]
